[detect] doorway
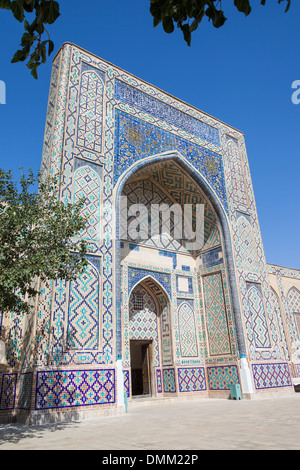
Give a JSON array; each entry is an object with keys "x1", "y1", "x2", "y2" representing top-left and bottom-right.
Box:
[{"x1": 130, "y1": 340, "x2": 152, "y2": 397}]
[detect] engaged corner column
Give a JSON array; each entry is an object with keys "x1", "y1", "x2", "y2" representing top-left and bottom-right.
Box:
[
  {"x1": 116, "y1": 356, "x2": 125, "y2": 407},
  {"x1": 239, "y1": 356, "x2": 254, "y2": 394}
]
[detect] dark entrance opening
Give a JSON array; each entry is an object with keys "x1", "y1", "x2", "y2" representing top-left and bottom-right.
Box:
[{"x1": 130, "y1": 340, "x2": 152, "y2": 397}]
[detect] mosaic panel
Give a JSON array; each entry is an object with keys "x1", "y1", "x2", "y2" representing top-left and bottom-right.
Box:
[
  {"x1": 77, "y1": 64, "x2": 105, "y2": 153},
  {"x1": 270, "y1": 289, "x2": 290, "y2": 361},
  {"x1": 156, "y1": 369, "x2": 163, "y2": 393},
  {"x1": 125, "y1": 160, "x2": 220, "y2": 252},
  {"x1": 163, "y1": 368, "x2": 176, "y2": 393},
  {"x1": 128, "y1": 267, "x2": 172, "y2": 299},
  {"x1": 177, "y1": 299, "x2": 198, "y2": 357},
  {"x1": 199, "y1": 246, "x2": 223, "y2": 269},
  {"x1": 252, "y1": 363, "x2": 292, "y2": 390},
  {"x1": 178, "y1": 367, "x2": 206, "y2": 392},
  {"x1": 236, "y1": 212, "x2": 259, "y2": 273},
  {"x1": 0, "y1": 373, "x2": 17, "y2": 410},
  {"x1": 67, "y1": 260, "x2": 100, "y2": 350},
  {"x1": 6, "y1": 311, "x2": 24, "y2": 368},
  {"x1": 51, "y1": 279, "x2": 67, "y2": 363},
  {"x1": 160, "y1": 302, "x2": 173, "y2": 366},
  {"x1": 295, "y1": 364, "x2": 300, "y2": 377},
  {"x1": 115, "y1": 79, "x2": 220, "y2": 146},
  {"x1": 246, "y1": 283, "x2": 271, "y2": 349},
  {"x1": 122, "y1": 172, "x2": 219, "y2": 256},
  {"x1": 287, "y1": 287, "x2": 300, "y2": 339},
  {"x1": 35, "y1": 280, "x2": 53, "y2": 366},
  {"x1": 129, "y1": 285, "x2": 160, "y2": 366},
  {"x1": 35, "y1": 369, "x2": 115, "y2": 410},
  {"x1": 123, "y1": 370, "x2": 130, "y2": 398},
  {"x1": 60, "y1": 46, "x2": 114, "y2": 364},
  {"x1": 207, "y1": 365, "x2": 239, "y2": 391},
  {"x1": 73, "y1": 161, "x2": 101, "y2": 241},
  {"x1": 115, "y1": 110, "x2": 228, "y2": 211},
  {"x1": 224, "y1": 136, "x2": 248, "y2": 207},
  {"x1": 202, "y1": 273, "x2": 231, "y2": 356}
]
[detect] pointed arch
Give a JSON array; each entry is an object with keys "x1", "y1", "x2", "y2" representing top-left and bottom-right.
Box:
[
  {"x1": 115, "y1": 151, "x2": 246, "y2": 360},
  {"x1": 128, "y1": 276, "x2": 173, "y2": 368},
  {"x1": 128, "y1": 274, "x2": 171, "y2": 306}
]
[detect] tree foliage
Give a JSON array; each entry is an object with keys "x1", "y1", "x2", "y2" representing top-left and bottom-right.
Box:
[
  {"x1": 0, "y1": 0, "x2": 59, "y2": 78},
  {"x1": 150, "y1": 0, "x2": 291, "y2": 46},
  {"x1": 0, "y1": 169, "x2": 88, "y2": 315},
  {"x1": 0, "y1": 1, "x2": 292, "y2": 74}
]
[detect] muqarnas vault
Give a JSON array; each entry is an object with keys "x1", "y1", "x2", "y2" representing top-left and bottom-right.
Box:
[{"x1": 1, "y1": 43, "x2": 300, "y2": 424}]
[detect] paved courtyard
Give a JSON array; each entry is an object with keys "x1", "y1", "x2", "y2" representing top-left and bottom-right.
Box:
[{"x1": 0, "y1": 394, "x2": 300, "y2": 450}]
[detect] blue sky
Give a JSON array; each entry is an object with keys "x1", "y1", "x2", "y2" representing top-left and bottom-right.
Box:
[{"x1": 0, "y1": 1, "x2": 299, "y2": 268}]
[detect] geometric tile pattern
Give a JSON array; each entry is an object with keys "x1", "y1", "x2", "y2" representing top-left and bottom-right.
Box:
[
  {"x1": 6, "y1": 312, "x2": 24, "y2": 368},
  {"x1": 77, "y1": 68, "x2": 104, "y2": 153},
  {"x1": 178, "y1": 367, "x2": 206, "y2": 392},
  {"x1": 225, "y1": 137, "x2": 248, "y2": 207},
  {"x1": 50, "y1": 279, "x2": 67, "y2": 362},
  {"x1": 115, "y1": 111, "x2": 228, "y2": 211},
  {"x1": 199, "y1": 246, "x2": 223, "y2": 269},
  {"x1": 73, "y1": 163, "x2": 101, "y2": 241},
  {"x1": 246, "y1": 283, "x2": 271, "y2": 349},
  {"x1": 124, "y1": 160, "x2": 220, "y2": 252},
  {"x1": 295, "y1": 364, "x2": 300, "y2": 377},
  {"x1": 35, "y1": 369, "x2": 115, "y2": 409},
  {"x1": 252, "y1": 363, "x2": 292, "y2": 390},
  {"x1": 287, "y1": 287, "x2": 300, "y2": 341},
  {"x1": 156, "y1": 369, "x2": 163, "y2": 393},
  {"x1": 122, "y1": 178, "x2": 184, "y2": 252},
  {"x1": 129, "y1": 285, "x2": 160, "y2": 367},
  {"x1": 115, "y1": 80, "x2": 220, "y2": 146},
  {"x1": 177, "y1": 300, "x2": 198, "y2": 357},
  {"x1": 202, "y1": 273, "x2": 232, "y2": 356},
  {"x1": 287, "y1": 287, "x2": 300, "y2": 314},
  {"x1": 270, "y1": 289, "x2": 290, "y2": 361},
  {"x1": 163, "y1": 368, "x2": 176, "y2": 393},
  {"x1": 0, "y1": 374, "x2": 17, "y2": 410},
  {"x1": 123, "y1": 370, "x2": 130, "y2": 398},
  {"x1": 128, "y1": 267, "x2": 172, "y2": 299},
  {"x1": 160, "y1": 302, "x2": 173, "y2": 366},
  {"x1": 236, "y1": 213, "x2": 259, "y2": 273},
  {"x1": 207, "y1": 365, "x2": 239, "y2": 391},
  {"x1": 67, "y1": 261, "x2": 100, "y2": 350}
]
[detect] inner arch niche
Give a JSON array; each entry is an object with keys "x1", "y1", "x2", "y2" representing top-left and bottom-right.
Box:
[
  {"x1": 128, "y1": 277, "x2": 172, "y2": 397},
  {"x1": 115, "y1": 152, "x2": 247, "y2": 374}
]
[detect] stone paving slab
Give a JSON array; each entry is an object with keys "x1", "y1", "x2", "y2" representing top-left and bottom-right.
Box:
[{"x1": 0, "y1": 395, "x2": 300, "y2": 450}]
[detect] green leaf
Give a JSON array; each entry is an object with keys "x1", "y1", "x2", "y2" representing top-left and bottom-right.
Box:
[
  {"x1": 181, "y1": 23, "x2": 191, "y2": 46},
  {"x1": 0, "y1": 0, "x2": 12, "y2": 9},
  {"x1": 10, "y1": 0, "x2": 25, "y2": 22},
  {"x1": 11, "y1": 48, "x2": 28, "y2": 63},
  {"x1": 234, "y1": 0, "x2": 252, "y2": 16},
  {"x1": 48, "y1": 39, "x2": 54, "y2": 55},
  {"x1": 42, "y1": 0, "x2": 60, "y2": 24},
  {"x1": 162, "y1": 16, "x2": 174, "y2": 33}
]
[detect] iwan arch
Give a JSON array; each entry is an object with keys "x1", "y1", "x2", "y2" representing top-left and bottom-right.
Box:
[{"x1": 0, "y1": 43, "x2": 300, "y2": 424}]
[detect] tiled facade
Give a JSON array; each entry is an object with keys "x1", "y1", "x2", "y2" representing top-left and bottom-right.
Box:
[{"x1": 0, "y1": 43, "x2": 299, "y2": 424}]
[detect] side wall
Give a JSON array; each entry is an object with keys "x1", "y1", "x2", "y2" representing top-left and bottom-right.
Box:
[{"x1": 268, "y1": 264, "x2": 300, "y2": 379}]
